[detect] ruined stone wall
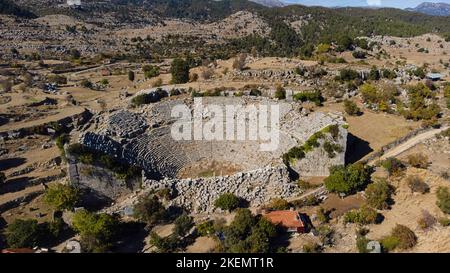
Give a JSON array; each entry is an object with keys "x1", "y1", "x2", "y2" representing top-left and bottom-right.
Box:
[
  {"x1": 142, "y1": 165, "x2": 297, "y2": 213},
  {"x1": 293, "y1": 126, "x2": 348, "y2": 176}
]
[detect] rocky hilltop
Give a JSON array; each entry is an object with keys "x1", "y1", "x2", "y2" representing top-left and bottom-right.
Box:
[{"x1": 406, "y1": 2, "x2": 450, "y2": 16}]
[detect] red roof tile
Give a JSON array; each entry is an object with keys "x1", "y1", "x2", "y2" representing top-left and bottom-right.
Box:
[{"x1": 263, "y1": 210, "x2": 305, "y2": 229}]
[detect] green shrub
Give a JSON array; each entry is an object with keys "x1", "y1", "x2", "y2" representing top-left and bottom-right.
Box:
[
  {"x1": 143, "y1": 65, "x2": 160, "y2": 79},
  {"x1": 282, "y1": 146, "x2": 305, "y2": 164},
  {"x1": 149, "y1": 232, "x2": 179, "y2": 253},
  {"x1": 274, "y1": 84, "x2": 286, "y2": 100},
  {"x1": 407, "y1": 153, "x2": 429, "y2": 169},
  {"x1": 436, "y1": 187, "x2": 450, "y2": 214},
  {"x1": 293, "y1": 90, "x2": 324, "y2": 106},
  {"x1": 390, "y1": 224, "x2": 417, "y2": 250},
  {"x1": 133, "y1": 194, "x2": 167, "y2": 225},
  {"x1": 43, "y1": 184, "x2": 80, "y2": 211},
  {"x1": 381, "y1": 157, "x2": 405, "y2": 176},
  {"x1": 67, "y1": 143, "x2": 141, "y2": 181},
  {"x1": 173, "y1": 213, "x2": 194, "y2": 237},
  {"x1": 438, "y1": 217, "x2": 450, "y2": 227},
  {"x1": 221, "y1": 209, "x2": 277, "y2": 253},
  {"x1": 360, "y1": 83, "x2": 379, "y2": 104},
  {"x1": 267, "y1": 198, "x2": 290, "y2": 210},
  {"x1": 402, "y1": 83, "x2": 440, "y2": 121},
  {"x1": 406, "y1": 176, "x2": 429, "y2": 194},
  {"x1": 344, "y1": 205, "x2": 378, "y2": 225},
  {"x1": 352, "y1": 50, "x2": 367, "y2": 59},
  {"x1": 170, "y1": 58, "x2": 189, "y2": 84},
  {"x1": 324, "y1": 163, "x2": 371, "y2": 194},
  {"x1": 196, "y1": 220, "x2": 215, "y2": 237},
  {"x1": 128, "y1": 70, "x2": 135, "y2": 81},
  {"x1": 297, "y1": 180, "x2": 320, "y2": 190},
  {"x1": 381, "y1": 235, "x2": 400, "y2": 252},
  {"x1": 80, "y1": 79, "x2": 93, "y2": 89},
  {"x1": 72, "y1": 210, "x2": 121, "y2": 253},
  {"x1": 356, "y1": 236, "x2": 370, "y2": 253},
  {"x1": 344, "y1": 99, "x2": 360, "y2": 116},
  {"x1": 131, "y1": 89, "x2": 168, "y2": 106},
  {"x1": 317, "y1": 207, "x2": 330, "y2": 224},
  {"x1": 302, "y1": 242, "x2": 322, "y2": 253},
  {"x1": 214, "y1": 193, "x2": 241, "y2": 212},
  {"x1": 365, "y1": 179, "x2": 393, "y2": 210},
  {"x1": 323, "y1": 141, "x2": 343, "y2": 158},
  {"x1": 336, "y1": 68, "x2": 359, "y2": 81},
  {"x1": 381, "y1": 68, "x2": 396, "y2": 79},
  {"x1": 6, "y1": 219, "x2": 41, "y2": 248}
]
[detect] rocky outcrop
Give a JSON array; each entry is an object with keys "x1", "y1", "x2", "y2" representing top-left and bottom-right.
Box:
[{"x1": 292, "y1": 125, "x2": 348, "y2": 176}]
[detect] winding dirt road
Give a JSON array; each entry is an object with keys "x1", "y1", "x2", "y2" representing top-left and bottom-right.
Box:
[{"x1": 368, "y1": 126, "x2": 449, "y2": 165}]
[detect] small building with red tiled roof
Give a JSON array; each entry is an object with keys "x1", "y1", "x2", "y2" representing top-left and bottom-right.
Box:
[{"x1": 263, "y1": 210, "x2": 308, "y2": 233}]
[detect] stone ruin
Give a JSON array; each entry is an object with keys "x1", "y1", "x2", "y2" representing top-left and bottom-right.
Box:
[{"x1": 69, "y1": 93, "x2": 348, "y2": 212}]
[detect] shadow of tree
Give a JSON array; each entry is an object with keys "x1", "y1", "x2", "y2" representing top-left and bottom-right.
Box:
[
  {"x1": 0, "y1": 157, "x2": 27, "y2": 171},
  {"x1": 0, "y1": 176, "x2": 35, "y2": 194}
]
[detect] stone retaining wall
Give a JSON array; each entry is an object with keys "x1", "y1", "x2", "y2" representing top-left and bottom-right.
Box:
[{"x1": 142, "y1": 165, "x2": 297, "y2": 213}]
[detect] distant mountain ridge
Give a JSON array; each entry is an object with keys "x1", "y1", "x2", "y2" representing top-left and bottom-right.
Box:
[
  {"x1": 249, "y1": 0, "x2": 285, "y2": 7},
  {"x1": 406, "y1": 2, "x2": 450, "y2": 16}
]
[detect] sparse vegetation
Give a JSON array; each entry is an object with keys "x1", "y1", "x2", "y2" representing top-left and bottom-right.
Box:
[
  {"x1": 143, "y1": 65, "x2": 160, "y2": 79},
  {"x1": 67, "y1": 143, "x2": 141, "y2": 181},
  {"x1": 344, "y1": 205, "x2": 379, "y2": 225},
  {"x1": 133, "y1": 194, "x2": 167, "y2": 226},
  {"x1": 267, "y1": 198, "x2": 290, "y2": 211},
  {"x1": 293, "y1": 90, "x2": 324, "y2": 106},
  {"x1": 417, "y1": 210, "x2": 436, "y2": 230},
  {"x1": 131, "y1": 89, "x2": 168, "y2": 106},
  {"x1": 381, "y1": 224, "x2": 417, "y2": 252},
  {"x1": 344, "y1": 99, "x2": 360, "y2": 116},
  {"x1": 381, "y1": 157, "x2": 405, "y2": 176},
  {"x1": 407, "y1": 153, "x2": 429, "y2": 169},
  {"x1": 365, "y1": 179, "x2": 394, "y2": 210},
  {"x1": 406, "y1": 176, "x2": 430, "y2": 194},
  {"x1": 274, "y1": 84, "x2": 286, "y2": 100}
]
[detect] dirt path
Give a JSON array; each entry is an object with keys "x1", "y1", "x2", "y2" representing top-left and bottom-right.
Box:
[
  {"x1": 368, "y1": 126, "x2": 449, "y2": 165},
  {"x1": 287, "y1": 186, "x2": 326, "y2": 202}
]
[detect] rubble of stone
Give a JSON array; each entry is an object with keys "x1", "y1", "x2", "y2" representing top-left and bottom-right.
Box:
[{"x1": 143, "y1": 165, "x2": 296, "y2": 213}]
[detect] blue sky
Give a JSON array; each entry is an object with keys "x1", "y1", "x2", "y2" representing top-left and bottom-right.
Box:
[{"x1": 283, "y1": 0, "x2": 450, "y2": 8}]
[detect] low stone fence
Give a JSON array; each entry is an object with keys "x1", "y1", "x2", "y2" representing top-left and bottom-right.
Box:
[{"x1": 363, "y1": 126, "x2": 430, "y2": 164}]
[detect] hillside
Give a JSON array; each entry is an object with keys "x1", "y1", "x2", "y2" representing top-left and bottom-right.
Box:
[
  {"x1": 249, "y1": 0, "x2": 285, "y2": 7},
  {"x1": 406, "y1": 2, "x2": 450, "y2": 16},
  {"x1": 5, "y1": 0, "x2": 450, "y2": 58}
]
